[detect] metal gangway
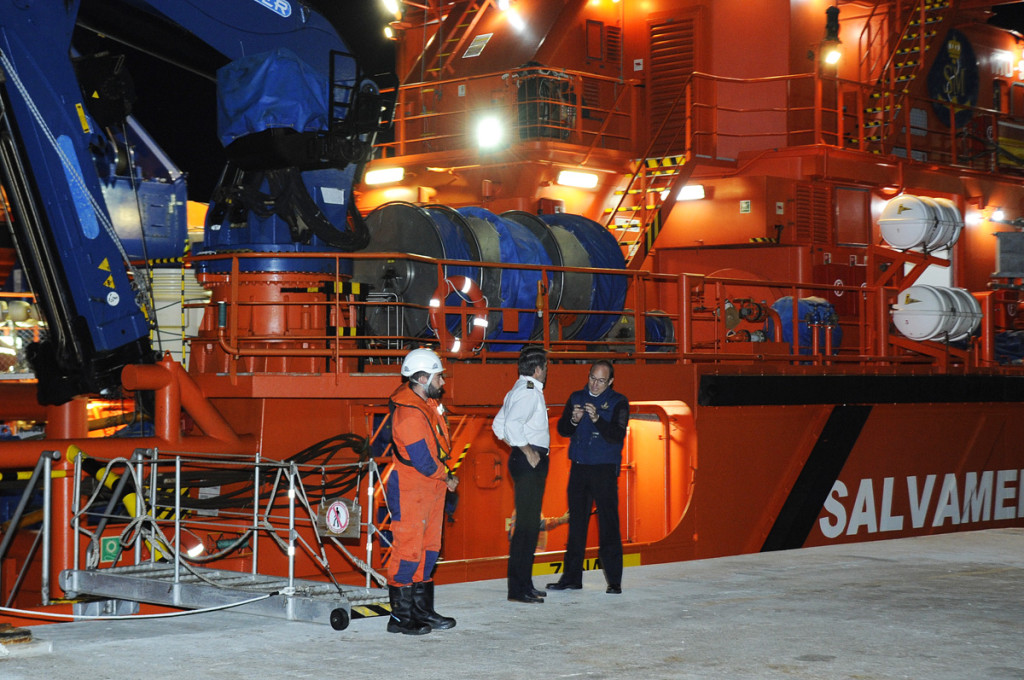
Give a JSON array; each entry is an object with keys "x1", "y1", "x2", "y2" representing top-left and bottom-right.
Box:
[{"x1": 3, "y1": 446, "x2": 390, "y2": 630}]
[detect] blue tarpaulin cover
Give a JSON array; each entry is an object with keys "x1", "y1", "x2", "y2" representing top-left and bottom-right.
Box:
[
  {"x1": 459, "y1": 207, "x2": 550, "y2": 346},
  {"x1": 217, "y1": 48, "x2": 330, "y2": 146},
  {"x1": 540, "y1": 213, "x2": 627, "y2": 341},
  {"x1": 765, "y1": 296, "x2": 843, "y2": 354}
]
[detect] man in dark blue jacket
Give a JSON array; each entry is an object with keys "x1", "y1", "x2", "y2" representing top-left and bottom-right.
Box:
[{"x1": 548, "y1": 360, "x2": 628, "y2": 594}]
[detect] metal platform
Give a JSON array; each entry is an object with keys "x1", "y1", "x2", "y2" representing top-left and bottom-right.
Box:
[{"x1": 58, "y1": 563, "x2": 386, "y2": 628}]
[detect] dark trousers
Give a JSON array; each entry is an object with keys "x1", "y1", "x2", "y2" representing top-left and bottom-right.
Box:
[
  {"x1": 507, "y1": 446, "x2": 548, "y2": 597},
  {"x1": 561, "y1": 461, "x2": 623, "y2": 587}
]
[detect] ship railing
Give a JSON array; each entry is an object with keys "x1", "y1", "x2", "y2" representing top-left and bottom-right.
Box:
[
  {"x1": 378, "y1": 61, "x2": 1024, "y2": 181},
  {"x1": 378, "y1": 65, "x2": 641, "y2": 158},
  {"x1": 184, "y1": 250, "x2": 1008, "y2": 372}
]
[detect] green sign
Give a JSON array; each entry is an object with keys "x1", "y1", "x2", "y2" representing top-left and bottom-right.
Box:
[{"x1": 100, "y1": 536, "x2": 121, "y2": 563}]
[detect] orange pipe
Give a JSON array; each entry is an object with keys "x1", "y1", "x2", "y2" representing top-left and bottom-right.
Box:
[
  {"x1": 0, "y1": 433, "x2": 256, "y2": 469},
  {"x1": 44, "y1": 399, "x2": 88, "y2": 439},
  {"x1": 121, "y1": 357, "x2": 241, "y2": 446}
]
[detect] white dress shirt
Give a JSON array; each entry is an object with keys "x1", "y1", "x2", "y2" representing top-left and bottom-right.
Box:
[{"x1": 492, "y1": 375, "x2": 550, "y2": 449}]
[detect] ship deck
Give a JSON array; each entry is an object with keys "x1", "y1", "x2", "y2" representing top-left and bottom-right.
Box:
[{"x1": 4, "y1": 528, "x2": 1023, "y2": 679}]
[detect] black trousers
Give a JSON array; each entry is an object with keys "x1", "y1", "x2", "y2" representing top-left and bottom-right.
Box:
[
  {"x1": 507, "y1": 446, "x2": 548, "y2": 597},
  {"x1": 561, "y1": 461, "x2": 623, "y2": 587}
]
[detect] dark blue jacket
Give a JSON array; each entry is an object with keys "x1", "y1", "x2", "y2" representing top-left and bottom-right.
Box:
[{"x1": 557, "y1": 387, "x2": 628, "y2": 465}]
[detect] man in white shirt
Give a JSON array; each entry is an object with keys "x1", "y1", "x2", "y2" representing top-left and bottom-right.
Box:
[{"x1": 492, "y1": 346, "x2": 550, "y2": 603}]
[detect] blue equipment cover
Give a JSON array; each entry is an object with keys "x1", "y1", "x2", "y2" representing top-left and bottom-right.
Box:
[
  {"x1": 458, "y1": 207, "x2": 550, "y2": 346},
  {"x1": 217, "y1": 48, "x2": 330, "y2": 146},
  {"x1": 765, "y1": 296, "x2": 843, "y2": 355},
  {"x1": 540, "y1": 213, "x2": 626, "y2": 340}
]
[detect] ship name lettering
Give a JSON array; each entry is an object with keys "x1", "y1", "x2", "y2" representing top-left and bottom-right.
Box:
[{"x1": 818, "y1": 469, "x2": 1024, "y2": 539}]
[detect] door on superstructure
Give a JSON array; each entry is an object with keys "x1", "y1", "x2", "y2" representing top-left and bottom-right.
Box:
[{"x1": 647, "y1": 7, "x2": 707, "y2": 159}]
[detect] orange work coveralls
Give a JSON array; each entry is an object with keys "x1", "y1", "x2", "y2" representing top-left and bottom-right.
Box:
[{"x1": 386, "y1": 382, "x2": 453, "y2": 585}]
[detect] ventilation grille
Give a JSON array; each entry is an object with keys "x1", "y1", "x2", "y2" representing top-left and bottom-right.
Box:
[
  {"x1": 795, "y1": 184, "x2": 832, "y2": 245},
  {"x1": 606, "y1": 25, "x2": 622, "y2": 64}
]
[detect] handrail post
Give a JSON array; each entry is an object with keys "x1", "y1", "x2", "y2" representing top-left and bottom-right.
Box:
[
  {"x1": 174, "y1": 455, "x2": 182, "y2": 584},
  {"x1": 252, "y1": 450, "x2": 261, "y2": 575},
  {"x1": 72, "y1": 449, "x2": 83, "y2": 572},
  {"x1": 41, "y1": 450, "x2": 55, "y2": 603},
  {"x1": 0, "y1": 449, "x2": 60, "y2": 604},
  {"x1": 288, "y1": 464, "x2": 297, "y2": 592},
  {"x1": 146, "y1": 448, "x2": 159, "y2": 564},
  {"x1": 365, "y1": 459, "x2": 377, "y2": 591}
]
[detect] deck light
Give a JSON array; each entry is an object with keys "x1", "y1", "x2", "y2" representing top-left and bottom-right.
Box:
[
  {"x1": 506, "y1": 8, "x2": 525, "y2": 31},
  {"x1": 477, "y1": 116, "x2": 505, "y2": 149},
  {"x1": 677, "y1": 184, "x2": 706, "y2": 201},
  {"x1": 364, "y1": 167, "x2": 405, "y2": 185},
  {"x1": 557, "y1": 170, "x2": 599, "y2": 189},
  {"x1": 821, "y1": 6, "x2": 842, "y2": 65},
  {"x1": 382, "y1": 0, "x2": 401, "y2": 19}
]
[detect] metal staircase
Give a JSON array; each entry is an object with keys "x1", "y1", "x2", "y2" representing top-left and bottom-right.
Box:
[
  {"x1": 854, "y1": 1, "x2": 953, "y2": 149},
  {"x1": 848, "y1": 0, "x2": 995, "y2": 151},
  {"x1": 405, "y1": 1, "x2": 494, "y2": 84},
  {"x1": 604, "y1": 155, "x2": 695, "y2": 270},
  {"x1": 603, "y1": 65, "x2": 699, "y2": 270}
]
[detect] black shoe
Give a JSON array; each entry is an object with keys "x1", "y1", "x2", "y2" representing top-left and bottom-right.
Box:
[
  {"x1": 606, "y1": 584, "x2": 622, "y2": 594},
  {"x1": 411, "y1": 581, "x2": 456, "y2": 630},
  {"x1": 529, "y1": 587, "x2": 547, "y2": 598},
  {"x1": 546, "y1": 581, "x2": 582, "y2": 591},
  {"x1": 507, "y1": 593, "x2": 544, "y2": 604}
]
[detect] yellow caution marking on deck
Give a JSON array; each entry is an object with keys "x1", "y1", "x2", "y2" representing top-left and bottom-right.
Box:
[
  {"x1": 534, "y1": 552, "x2": 641, "y2": 576},
  {"x1": 350, "y1": 603, "x2": 392, "y2": 620}
]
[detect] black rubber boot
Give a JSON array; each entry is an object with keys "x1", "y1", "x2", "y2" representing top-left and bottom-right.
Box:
[
  {"x1": 412, "y1": 581, "x2": 456, "y2": 630},
  {"x1": 387, "y1": 585, "x2": 431, "y2": 635}
]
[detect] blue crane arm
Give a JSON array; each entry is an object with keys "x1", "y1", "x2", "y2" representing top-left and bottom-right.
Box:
[
  {"x1": 0, "y1": 0, "x2": 378, "y2": 404},
  {"x1": 0, "y1": 1, "x2": 153, "y2": 404}
]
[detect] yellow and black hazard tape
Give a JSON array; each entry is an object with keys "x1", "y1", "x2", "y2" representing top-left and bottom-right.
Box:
[
  {"x1": 147, "y1": 256, "x2": 186, "y2": 266},
  {"x1": 451, "y1": 443, "x2": 471, "y2": 473},
  {"x1": 644, "y1": 155, "x2": 684, "y2": 169},
  {"x1": 281, "y1": 281, "x2": 369, "y2": 296},
  {"x1": 643, "y1": 155, "x2": 685, "y2": 176},
  {"x1": 350, "y1": 603, "x2": 392, "y2": 620},
  {"x1": 145, "y1": 240, "x2": 192, "y2": 267},
  {"x1": 750, "y1": 237, "x2": 778, "y2": 243}
]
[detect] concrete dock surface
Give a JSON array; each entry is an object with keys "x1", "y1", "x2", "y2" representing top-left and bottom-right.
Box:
[{"x1": 3, "y1": 528, "x2": 1023, "y2": 679}]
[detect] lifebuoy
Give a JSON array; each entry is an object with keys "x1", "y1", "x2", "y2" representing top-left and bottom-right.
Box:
[{"x1": 429, "y1": 275, "x2": 489, "y2": 357}]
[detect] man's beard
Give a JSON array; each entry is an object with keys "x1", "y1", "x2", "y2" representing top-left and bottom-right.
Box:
[{"x1": 426, "y1": 383, "x2": 444, "y2": 400}]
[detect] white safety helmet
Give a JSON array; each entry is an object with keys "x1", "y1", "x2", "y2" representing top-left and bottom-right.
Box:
[{"x1": 401, "y1": 348, "x2": 444, "y2": 379}]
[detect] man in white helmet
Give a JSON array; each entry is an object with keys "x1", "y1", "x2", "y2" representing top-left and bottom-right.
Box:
[{"x1": 384, "y1": 348, "x2": 460, "y2": 634}]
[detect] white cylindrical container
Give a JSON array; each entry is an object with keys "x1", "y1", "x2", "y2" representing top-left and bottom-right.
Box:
[
  {"x1": 891, "y1": 284, "x2": 981, "y2": 343},
  {"x1": 879, "y1": 195, "x2": 941, "y2": 250},
  {"x1": 892, "y1": 284, "x2": 953, "y2": 341}
]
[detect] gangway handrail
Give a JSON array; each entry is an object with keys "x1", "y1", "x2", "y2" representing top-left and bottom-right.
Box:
[{"x1": 0, "y1": 449, "x2": 59, "y2": 605}]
